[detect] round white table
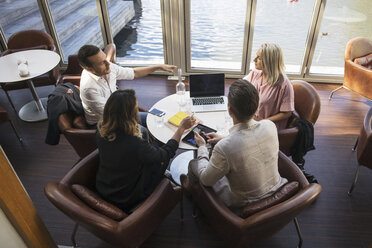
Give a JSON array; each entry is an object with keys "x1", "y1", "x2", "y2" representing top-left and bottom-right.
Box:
[
  {"x1": 146, "y1": 92, "x2": 233, "y2": 184},
  {"x1": 0, "y1": 49, "x2": 60, "y2": 122}
]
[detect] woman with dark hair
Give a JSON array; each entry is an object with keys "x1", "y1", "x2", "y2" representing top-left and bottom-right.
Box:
[
  {"x1": 243, "y1": 43, "x2": 294, "y2": 131},
  {"x1": 96, "y1": 89, "x2": 195, "y2": 212}
]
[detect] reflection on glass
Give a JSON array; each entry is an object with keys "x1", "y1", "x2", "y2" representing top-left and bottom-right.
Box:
[
  {"x1": 48, "y1": 0, "x2": 104, "y2": 62},
  {"x1": 190, "y1": 0, "x2": 247, "y2": 71},
  {"x1": 0, "y1": 0, "x2": 44, "y2": 40},
  {"x1": 251, "y1": 0, "x2": 315, "y2": 74},
  {"x1": 113, "y1": 0, "x2": 164, "y2": 65},
  {"x1": 310, "y1": 0, "x2": 372, "y2": 75}
]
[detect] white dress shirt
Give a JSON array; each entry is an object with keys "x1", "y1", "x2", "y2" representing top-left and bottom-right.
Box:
[
  {"x1": 190, "y1": 119, "x2": 287, "y2": 213},
  {"x1": 80, "y1": 63, "x2": 134, "y2": 125}
]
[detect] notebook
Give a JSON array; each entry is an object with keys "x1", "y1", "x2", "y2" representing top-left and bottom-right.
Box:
[{"x1": 189, "y1": 73, "x2": 227, "y2": 112}]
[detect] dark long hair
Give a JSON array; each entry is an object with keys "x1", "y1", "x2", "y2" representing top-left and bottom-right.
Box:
[{"x1": 98, "y1": 89, "x2": 141, "y2": 141}]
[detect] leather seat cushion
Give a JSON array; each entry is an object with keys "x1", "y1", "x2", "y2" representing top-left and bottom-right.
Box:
[
  {"x1": 71, "y1": 184, "x2": 127, "y2": 221},
  {"x1": 240, "y1": 181, "x2": 299, "y2": 218},
  {"x1": 354, "y1": 53, "x2": 372, "y2": 69}
]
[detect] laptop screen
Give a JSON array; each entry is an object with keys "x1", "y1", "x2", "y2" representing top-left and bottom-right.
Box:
[{"x1": 189, "y1": 73, "x2": 225, "y2": 97}]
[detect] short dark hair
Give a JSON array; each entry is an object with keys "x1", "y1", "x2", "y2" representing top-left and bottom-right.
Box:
[
  {"x1": 228, "y1": 79, "x2": 259, "y2": 122},
  {"x1": 77, "y1": 45, "x2": 101, "y2": 68}
]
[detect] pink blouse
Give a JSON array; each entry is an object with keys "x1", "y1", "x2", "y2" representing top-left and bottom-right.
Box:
[{"x1": 243, "y1": 69, "x2": 294, "y2": 130}]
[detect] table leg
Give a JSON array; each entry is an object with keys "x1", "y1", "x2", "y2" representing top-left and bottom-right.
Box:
[{"x1": 18, "y1": 80, "x2": 48, "y2": 122}]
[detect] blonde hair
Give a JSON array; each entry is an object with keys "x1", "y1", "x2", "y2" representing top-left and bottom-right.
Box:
[
  {"x1": 260, "y1": 43, "x2": 286, "y2": 86},
  {"x1": 98, "y1": 90, "x2": 142, "y2": 141}
]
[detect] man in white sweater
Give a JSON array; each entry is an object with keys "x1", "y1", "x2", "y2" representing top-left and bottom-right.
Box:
[{"x1": 189, "y1": 79, "x2": 287, "y2": 214}]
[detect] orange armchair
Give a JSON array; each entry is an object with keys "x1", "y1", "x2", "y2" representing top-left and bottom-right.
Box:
[
  {"x1": 348, "y1": 107, "x2": 372, "y2": 195},
  {"x1": 0, "y1": 29, "x2": 60, "y2": 113},
  {"x1": 45, "y1": 149, "x2": 183, "y2": 248},
  {"x1": 329, "y1": 37, "x2": 372, "y2": 100},
  {"x1": 181, "y1": 151, "x2": 322, "y2": 248}
]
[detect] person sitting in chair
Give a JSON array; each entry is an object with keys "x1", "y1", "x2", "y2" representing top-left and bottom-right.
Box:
[
  {"x1": 243, "y1": 43, "x2": 294, "y2": 131},
  {"x1": 96, "y1": 89, "x2": 195, "y2": 212},
  {"x1": 188, "y1": 79, "x2": 287, "y2": 214},
  {"x1": 77, "y1": 44, "x2": 176, "y2": 128}
]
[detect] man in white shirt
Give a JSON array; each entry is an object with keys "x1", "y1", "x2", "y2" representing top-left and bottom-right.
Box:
[
  {"x1": 189, "y1": 79, "x2": 287, "y2": 214},
  {"x1": 77, "y1": 44, "x2": 176, "y2": 127}
]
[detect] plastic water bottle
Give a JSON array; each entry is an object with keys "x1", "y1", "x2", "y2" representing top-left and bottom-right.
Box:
[{"x1": 176, "y1": 68, "x2": 187, "y2": 110}]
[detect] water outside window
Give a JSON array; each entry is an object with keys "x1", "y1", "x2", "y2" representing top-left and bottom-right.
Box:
[
  {"x1": 250, "y1": 0, "x2": 315, "y2": 74},
  {"x1": 113, "y1": 0, "x2": 164, "y2": 65},
  {"x1": 189, "y1": 0, "x2": 247, "y2": 71},
  {"x1": 310, "y1": 0, "x2": 372, "y2": 75}
]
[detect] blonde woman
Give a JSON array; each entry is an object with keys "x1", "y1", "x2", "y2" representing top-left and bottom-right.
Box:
[
  {"x1": 243, "y1": 43, "x2": 294, "y2": 130},
  {"x1": 96, "y1": 89, "x2": 195, "y2": 212}
]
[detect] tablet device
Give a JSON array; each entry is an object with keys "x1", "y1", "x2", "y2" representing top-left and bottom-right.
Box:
[{"x1": 182, "y1": 123, "x2": 217, "y2": 147}]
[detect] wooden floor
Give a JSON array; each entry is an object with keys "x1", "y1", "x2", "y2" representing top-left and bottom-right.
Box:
[{"x1": 0, "y1": 76, "x2": 371, "y2": 248}]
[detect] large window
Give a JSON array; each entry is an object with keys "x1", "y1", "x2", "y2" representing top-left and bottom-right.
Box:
[
  {"x1": 1, "y1": 0, "x2": 371, "y2": 82},
  {"x1": 250, "y1": 0, "x2": 316, "y2": 74},
  {"x1": 48, "y1": 0, "x2": 104, "y2": 62},
  {"x1": 309, "y1": 0, "x2": 372, "y2": 75},
  {"x1": 0, "y1": 0, "x2": 44, "y2": 41},
  {"x1": 111, "y1": 0, "x2": 165, "y2": 65},
  {"x1": 188, "y1": 0, "x2": 247, "y2": 71}
]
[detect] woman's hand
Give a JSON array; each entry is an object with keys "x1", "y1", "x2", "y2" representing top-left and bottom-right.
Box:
[
  {"x1": 205, "y1": 132, "x2": 224, "y2": 144},
  {"x1": 179, "y1": 116, "x2": 196, "y2": 131},
  {"x1": 194, "y1": 131, "x2": 206, "y2": 147}
]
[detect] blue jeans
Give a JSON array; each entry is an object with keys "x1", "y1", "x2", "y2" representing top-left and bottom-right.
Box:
[{"x1": 139, "y1": 112, "x2": 149, "y2": 142}]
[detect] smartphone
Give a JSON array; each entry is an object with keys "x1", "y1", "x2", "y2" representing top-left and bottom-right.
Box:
[
  {"x1": 182, "y1": 124, "x2": 216, "y2": 147},
  {"x1": 149, "y1": 108, "x2": 165, "y2": 117}
]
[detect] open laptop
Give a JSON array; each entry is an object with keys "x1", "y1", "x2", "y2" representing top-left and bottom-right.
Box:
[{"x1": 189, "y1": 73, "x2": 227, "y2": 112}]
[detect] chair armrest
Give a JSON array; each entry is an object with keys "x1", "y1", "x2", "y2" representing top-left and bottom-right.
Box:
[
  {"x1": 244, "y1": 183, "x2": 322, "y2": 230},
  {"x1": 343, "y1": 60, "x2": 372, "y2": 99},
  {"x1": 45, "y1": 182, "x2": 118, "y2": 230},
  {"x1": 278, "y1": 127, "x2": 298, "y2": 156},
  {"x1": 58, "y1": 76, "x2": 81, "y2": 86},
  {"x1": 278, "y1": 151, "x2": 309, "y2": 188}
]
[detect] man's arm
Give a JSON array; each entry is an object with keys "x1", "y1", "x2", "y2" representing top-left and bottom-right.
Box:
[
  {"x1": 133, "y1": 64, "x2": 176, "y2": 78},
  {"x1": 189, "y1": 145, "x2": 228, "y2": 187}
]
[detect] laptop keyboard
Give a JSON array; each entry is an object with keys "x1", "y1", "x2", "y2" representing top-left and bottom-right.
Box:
[{"x1": 192, "y1": 97, "x2": 225, "y2": 105}]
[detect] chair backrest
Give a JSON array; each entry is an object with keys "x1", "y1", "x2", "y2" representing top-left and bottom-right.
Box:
[
  {"x1": 345, "y1": 37, "x2": 372, "y2": 61},
  {"x1": 291, "y1": 80, "x2": 321, "y2": 125},
  {"x1": 357, "y1": 107, "x2": 372, "y2": 168},
  {"x1": 7, "y1": 29, "x2": 55, "y2": 51},
  {"x1": 58, "y1": 112, "x2": 97, "y2": 159}
]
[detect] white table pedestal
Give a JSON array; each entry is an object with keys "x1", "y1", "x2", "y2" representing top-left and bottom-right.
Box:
[{"x1": 169, "y1": 151, "x2": 195, "y2": 185}]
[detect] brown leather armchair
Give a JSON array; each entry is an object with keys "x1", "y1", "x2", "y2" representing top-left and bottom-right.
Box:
[
  {"x1": 58, "y1": 112, "x2": 96, "y2": 160},
  {"x1": 0, "y1": 29, "x2": 60, "y2": 113},
  {"x1": 329, "y1": 37, "x2": 372, "y2": 100},
  {"x1": 0, "y1": 106, "x2": 22, "y2": 142},
  {"x1": 181, "y1": 151, "x2": 322, "y2": 248},
  {"x1": 348, "y1": 107, "x2": 372, "y2": 195},
  {"x1": 278, "y1": 80, "x2": 321, "y2": 155},
  {"x1": 45, "y1": 149, "x2": 183, "y2": 248}
]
